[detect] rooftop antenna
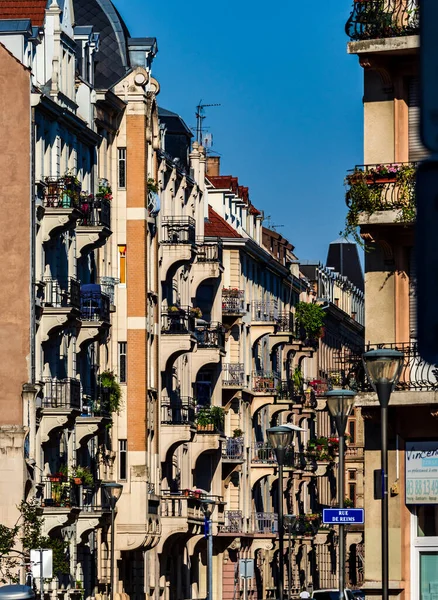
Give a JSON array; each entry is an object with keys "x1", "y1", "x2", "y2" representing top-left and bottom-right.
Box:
[
  {"x1": 196, "y1": 100, "x2": 221, "y2": 145},
  {"x1": 265, "y1": 215, "x2": 284, "y2": 232}
]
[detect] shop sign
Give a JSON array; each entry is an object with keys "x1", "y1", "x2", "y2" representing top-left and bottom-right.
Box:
[{"x1": 406, "y1": 441, "x2": 438, "y2": 504}]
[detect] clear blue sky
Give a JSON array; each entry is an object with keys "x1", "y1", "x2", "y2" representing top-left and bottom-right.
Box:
[{"x1": 113, "y1": 0, "x2": 364, "y2": 264}]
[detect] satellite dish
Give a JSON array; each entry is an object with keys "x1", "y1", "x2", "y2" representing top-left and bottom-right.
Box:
[{"x1": 203, "y1": 133, "x2": 213, "y2": 148}]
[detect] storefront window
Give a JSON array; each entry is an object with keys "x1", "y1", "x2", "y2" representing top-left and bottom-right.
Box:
[
  {"x1": 418, "y1": 506, "x2": 438, "y2": 537},
  {"x1": 420, "y1": 552, "x2": 438, "y2": 599}
]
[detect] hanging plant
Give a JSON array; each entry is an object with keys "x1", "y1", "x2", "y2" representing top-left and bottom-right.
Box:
[
  {"x1": 294, "y1": 302, "x2": 325, "y2": 341},
  {"x1": 98, "y1": 370, "x2": 122, "y2": 413},
  {"x1": 147, "y1": 177, "x2": 159, "y2": 194}
]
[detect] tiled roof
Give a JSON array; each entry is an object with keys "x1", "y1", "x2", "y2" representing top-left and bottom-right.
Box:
[
  {"x1": 0, "y1": 0, "x2": 47, "y2": 26},
  {"x1": 209, "y1": 175, "x2": 262, "y2": 216},
  {"x1": 205, "y1": 206, "x2": 242, "y2": 239}
]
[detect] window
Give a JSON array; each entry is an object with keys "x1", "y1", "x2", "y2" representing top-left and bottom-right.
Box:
[
  {"x1": 348, "y1": 418, "x2": 356, "y2": 444},
  {"x1": 119, "y1": 439, "x2": 127, "y2": 480},
  {"x1": 118, "y1": 245, "x2": 126, "y2": 284},
  {"x1": 348, "y1": 482, "x2": 356, "y2": 506},
  {"x1": 118, "y1": 148, "x2": 126, "y2": 188},
  {"x1": 119, "y1": 342, "x2": 127, "y2": 383}
]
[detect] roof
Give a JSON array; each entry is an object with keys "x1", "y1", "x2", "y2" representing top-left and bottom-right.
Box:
[
  {"x1": 158, "y1": 106, "x2": 192, "y2": 138},
  {"x1": 0, "y1": 1, "x2": 47, "y2": 26},
  {"x1": 73, "y1": 0, "x2": 131, "y2": 89},
  {"x1": 205, "y1": 206, "x2": 242, "y2": 239}
]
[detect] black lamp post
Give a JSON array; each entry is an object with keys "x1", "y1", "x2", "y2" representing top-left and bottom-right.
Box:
[
  {"x1": 267, "y1": 425, "x2": 295, "y2": 600},
  {"x1": 199, "y1": 498, "x2": 217, "y2": 600},
  {"x1": 362, "y1": 349, "x2": 403, "y2": 600},
  {"x1": 102, "y1": 482, "x2": 123, "y2": 600},
  {"x1": 326, "y1": 390, "x2": 357, "y2": 600}
]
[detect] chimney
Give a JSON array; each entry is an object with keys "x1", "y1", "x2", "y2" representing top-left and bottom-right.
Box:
[{"x1": 206, "y1": 156, "x2": 220, "y2": 177}]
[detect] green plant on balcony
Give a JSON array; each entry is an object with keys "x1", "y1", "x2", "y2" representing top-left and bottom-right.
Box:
[
  {"x1": 190, "y1": 307, "x2": 202, "y2": 318},
  {"x1": 292, "y1": 367, "x2": 304, "y2": 393},
  {"x1": 71, "y1": 466, "x2": 94, "y2": 487},
  {"x1": 233, "y1": 428, "x2": 244, "y2": 438},
  {"x1": 294, "y1": 302, "x2": 325, "y2": 342},
  {"x1": 195, "y1": 406, "x2": 225, "y2": 431},
  {"x1": 344, "y1": 163, "x2": 416, "y2": 244},
  {"x1": 97, "y1": 178, "x2": 113, "y2": 200},
  {"x1": 307, "y1": 437, "x2": 337, "y2": 462},
  {"x1": 147, "y1": 177, "x2": 159, "y2": 193},
  {"x1": 98, "y1": 370, "x2": 121, "y2": 414}
]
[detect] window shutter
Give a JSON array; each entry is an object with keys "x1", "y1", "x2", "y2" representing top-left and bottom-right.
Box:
[{"x1": 409, "y1": 78, "x2": 429, "y2": 161}]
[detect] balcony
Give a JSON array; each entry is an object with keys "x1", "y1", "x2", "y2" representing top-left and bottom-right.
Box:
[
  {"x1": 277, "y1": 380, "x2": 303, "y2": 403},
  {"x1": 40, "y1": 476, "x2": 81, "y2": 509},
  {"x1": 252, "y1": 371, "x2": 279, "y2": 394},
  {"x1": 222, "y1": 437, "x2": 244, "y2": 462},
  {"x1": 80, "y1": 285, "x2": 110, "y2": 323},
  {"x1": 252, "y1": 300, "x2": 278, "y2": 322},
  {"x1": 251, "y1": 442, "x2": 275, "y2": 464},
  {"x1": 43, "y1": 277, "x2": 81, "y2": 309},
  {"x1": 76, "y1": 197, "x2": 111, "y2": 254},
  {"x1": 276, "y1": 311, "x2": 294, "y2": 333},
  {"x1": 197, "y1": 238, "x2": 223, "y2": 263},
  {"x1": 81, "y1": 386, "x2": 111, "y2": 417},
  {"x1": 222, "y1": 288, "x2": 246, "y2": 316},
  {"x1": 219, "y1": 510, "x2": 245, "y2": 534},
  {"x1": 40, "y1": 176, "x2": 83, "y2": 239},
  {"x1": 161, "y1": 306, "x2": 195, "y2": 334},
  {"x1": 251, "y1": 512, "x2": 278, "y2": 535},
  {"x1": 41, "y1": 377, "x2": 81, "y2": 410},
  {"x1": 195, "y1": 322, "x2": 225, "y2": 349},
  {"x1": 161, "y1": 216, "x2": 196, "y2": 244},
  {"x1": 345, "y1": 0, "x2": 419, "y2": 42},
  {"x1": 160, "y1": 490, "x2": 225, "y2": 531},
  {"x1": 161, "y1": 396, "x2": 196, "y2": 425},
  {"x1": 222, "y1": 363, "x2": 245, "y2": 388},
  {"x1": 345, "y1": 163, "x2": 416, "y2": 232}
]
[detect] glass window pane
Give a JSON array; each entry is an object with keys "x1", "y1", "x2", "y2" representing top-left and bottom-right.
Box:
[
  {"x1": 418, "y1": 506, "x2": 438, "y2": 537},
  {"x1": 420, "y1": 552, "x2": 438, "y2": 600}
]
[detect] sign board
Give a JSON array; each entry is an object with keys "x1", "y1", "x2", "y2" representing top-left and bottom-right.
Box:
[
  {"x1": 322, "y1": 509, "x2": 364, "y2": 524},
  {"x1": 30, "y1": 549, "x2": 53, "y2": 579},
  {"x1": 406, "y1": 441, "x2": 438, "y2": 504},
  {"x1": 239, "y1": 559, "x2": 254, "y2": 579},
  {"x1": 421, "y1": 0, "x2": 438, "y2": 152}
]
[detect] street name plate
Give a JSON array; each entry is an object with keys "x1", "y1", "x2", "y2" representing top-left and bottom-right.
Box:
[
  {"x1": 421, "y1": 0, "x2": 438, "y2": 152},
  {"x1": 322, "y1": 509, "x2": 364, "y2": 524}
]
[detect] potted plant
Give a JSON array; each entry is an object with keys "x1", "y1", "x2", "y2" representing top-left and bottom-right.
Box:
[
  {"x1": 147, "y1": 177, "x2": 159, "y2": 194},
  {"x1": 98, "y1": 370, "x2": 122, "y2": 414},
  {"x1": 72, "y1": 466, "x2": 94, "y2": 487},
  {"x1": 233, "y1": 428, "x2": 243, "y2": 439},
  {"x1": 294, "y1": 301, "x2": 325, "y2": 343},
  {"x1": 190, "y1": 307, "x2": 202, "y2": 318}
]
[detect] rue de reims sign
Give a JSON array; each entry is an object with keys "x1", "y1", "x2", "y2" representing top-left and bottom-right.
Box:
[{"x1": 406, "y1": 441, "x2": 438, "y2": 504}]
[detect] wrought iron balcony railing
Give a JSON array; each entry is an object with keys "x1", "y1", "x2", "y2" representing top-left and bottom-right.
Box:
[
  {"x1": 161, "y1": 306, "x2": 195, "y2": 334},
  {"x1": 197, "y1": 238, "x2": 223, "y2": 263},
  {"x1": 345, "y1": 163, "x2": 416, "y2": 213},
  {"x1": 220, "y1": 510, "x2": 245, "y2": 533},
  {"x1": 251, "y1": 442, "x2": 276, "y2": 463},
  {"x1": 161, "y1": 396, "x2": 196, "y2": 425},
  {"x1": 251, "y1": 300, "x2": 279, "y2": 322},
  {"x1": 252, "y1": 371, "x2": 279, "y2": 393},
  {"x1": 78, "y1": 198, "x2": 111, "y2": 228},
  {"x1": 222, "y1": 437, "x2": 244, "y2": 461},
  {"x1": 42, "y1": 378, "x2": 81, "y2": 410},
  {"x1": 346, "y1": 0, "x2": 419, "y2": 42},
  {"x1": 42, "y1": 176, "x2": 82, "y2": 209},
  {"x1": 251, "y1": 443, "x2": 312, "y2": 470},
  {"x1": 276, "y1": 311, "x2": 294, "y2": 333},
  {"x1": 161, "y1": 216, "x2": 196, "y2": 244},
  {"x1": 222, "y1": 289, "x2": 246, "y2": 315},
  {"x1": 195, "y1": 322, "x2": 225, "y2": 348},
  {"x1": 222, "y1": 363, "x2": 245, "y2": 387},
  {"x1": 80, "y1": 284, "x2": 110, "y2": 322},
  {"x1": 336, "y1": 342, "x2": 438, "y2": 392},
  {"x1": 252, "y1": 512, "x2": 278, "y2": 534},
  {"x1": 81, "y1": 386, "x2": 111, "y2": 417},
  {"x1": 43, "y1": 277, "x2": 81, "y2": 309},
  {"x1": 41, "y1": 477, "x2": 81, "y2": 508},
  {"x1": 277, "y1": 380, "x2": 303, "y2": 402}
]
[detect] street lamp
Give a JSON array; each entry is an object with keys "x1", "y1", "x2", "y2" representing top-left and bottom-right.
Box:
[
  {"x1": 199, "y1": 498, "x2": 217, "y2": 600},
  {"x1": 267, "y1": 425, "x2": 295, "y2": 600},
  {"x1": 326, "y1": 390, "x2": 356, "y2": 600},
  {"x1": 284, "y1": 515, "x2": 297, "y2": 600},
  {"x1": 362, "y1": 349, "x2": 403, "y2": 600},
  {"x1": 102, "y1": 482, "x2": 123, "y2": 600}
]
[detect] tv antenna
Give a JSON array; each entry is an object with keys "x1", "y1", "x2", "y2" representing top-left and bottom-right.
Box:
[
  {"x1": 265, "y1": 215, "x2": 284, "y2": 232},
  {"x1": 196, "y1": 100, "x2": 221, "y2": 145}
]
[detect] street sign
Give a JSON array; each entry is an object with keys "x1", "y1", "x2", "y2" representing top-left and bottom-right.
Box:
[
  {"x1": 30, "y1": 549, "x2": 53, "y2": 579},
  {"x1": 421, "y1": 0, "x2": 438, "y2": 152},
  {"x1": 322, "y1": 509, "x2": 364, "y2": 524},
  {"x1": 239, "y1": 559, "x2": 254, "y2": 579},
  {"x1": 416, "y1": 160, "x2": 438, "y2": 365}
]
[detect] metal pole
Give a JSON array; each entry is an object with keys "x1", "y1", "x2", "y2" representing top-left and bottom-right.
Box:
[
  {"x1": 288, "y1": 523, "x2": 292, "y2": 600},
  {"x1": 110, "y1": 502, "x2": 115, "y2": 600},
  {"x1": 207, "y1": 518, "x2": 213, "y2": 600},
  {"x1": 278, "y1": 462, "x2": 284, "y2": 600},
  {"x1": 339, "y1": 434, "x2": 345, "y2": 600},
  {"x1": 381, "y1": 404, "x2": 389, "y2": 600},
  {"x1": 40, "y1": 548, "x2": 44, "y2": 600}
]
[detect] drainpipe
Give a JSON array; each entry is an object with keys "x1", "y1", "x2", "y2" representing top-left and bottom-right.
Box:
[{"x1": 30, "y1": 103, "x2": 36, "y2": 384}]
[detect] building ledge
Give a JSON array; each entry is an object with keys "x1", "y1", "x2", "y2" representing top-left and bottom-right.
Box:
[{"x1": 347, "y1": 35, "x2": 419, "y2": 56}]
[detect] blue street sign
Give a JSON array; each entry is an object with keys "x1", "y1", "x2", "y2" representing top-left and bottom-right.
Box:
[{"x1": 322, "y1": 509, "x2": 364, "y2": 524}]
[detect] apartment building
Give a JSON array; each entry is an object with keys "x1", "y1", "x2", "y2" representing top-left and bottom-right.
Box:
[{"x1": 344, "y1": 1, "x2": 432, "y2": 599}]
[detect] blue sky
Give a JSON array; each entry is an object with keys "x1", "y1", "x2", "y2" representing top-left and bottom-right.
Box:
[{"x1": 113, "y1": 0, "x2": 364, "y2": 264}]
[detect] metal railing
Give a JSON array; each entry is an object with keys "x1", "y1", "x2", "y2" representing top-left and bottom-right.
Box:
[
  {"x1": 251, "y1": 300, "x2": 279, "y2": 322},
  {"x1": 195, "y1": 322, "x2": 225, "y2": 348},
  {"x1": 252, "y1": 371, "x2": 279, "y2": 393},
  {"x1": 276, "y1": 311, "x2": 294, "y2": 333},
  {"x1": 252, "y1": 512, "x2": 278, "y2": 534},
  {"x1": 42, "y1": 176, "x2": 82, "y2": 209},
  {"x1": 161, "y1": 306, "x2": 195, "y2": 334},
  {"x1": 251, "y1": 443, "x2": 310, "y2": 469},
  {"x1": 161, "y1": 216, "x2": 196, "y2": 244},
  {"x1": 80, "y1": 287, "x2": 110, "y2": 322},
  {"x1": 41, "y1": 477, "x2": 81, "y2": 508},
  {"x1": 161, "y1": 396, "x2": 196, "y2": 424},
  {"x1": 251, "y1": 442, "x2": 276, "y2": 463},
  {"x1": 220, "y1": 510, "x2": 245, "y2": 533},
  {"x1": 81, "y1": 386, "x2": 111, "y2": 417},
  {"x1": 346, "y1": 0, "x2": 419, "y2": 41},
  {"x1": 98, "y1": 277, "x2": 119, "y2": 305},
  {"x1": 78, "y1": 198, "x2": 111, "y2": 228},
  {"x1": 222, "y1": 437, "x2": 244, "y2": 461},
  {"x1": 345, "y1": 163, "x2": 416, "y2": 212},
  {"x1": 197, "y1": 238, "x2": 223, "y2": 263},
  {"x1": 277, "y1": 380, "x2": 303, "y2": 402},
  {"x1": 42, "y1": 378, "x2": 81, "y2": 409},
  {"x1": 337, "y1": 342, "x2": 438, "y2": 392},
  {"x1": 222, "y1": 363, "x2": 245, "y2": 387},
  {"x1": 222, "y1": 289, "x2": 246, "y2": 315},
  {"x1": 43, "y1": 277, "x2": 81, "y2": 309}
]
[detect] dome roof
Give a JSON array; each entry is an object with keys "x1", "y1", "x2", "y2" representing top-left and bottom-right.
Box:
[{"x1": 73, "y1": 0, "x2": 130, "y2": 88}]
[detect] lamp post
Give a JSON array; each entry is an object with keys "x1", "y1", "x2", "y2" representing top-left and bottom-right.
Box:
[
  {"x1": 267, "y1": 425, "x2": 295, "y2": 600},
  {"x1": 326, "y1": 390, "x2": 357, "y2": 600},
  {"x1": 102, "y1": 482, "x2": 123, "y2": 600},
  {"x1": 199, "y1": 498, "x2": 217, "y2": 600},
  {"x1": 362, "y1": 349, "x2": 403, "y2": 600},
  {"x1": 284, "y1": 515, "x2": 297, "y2": 600}
]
